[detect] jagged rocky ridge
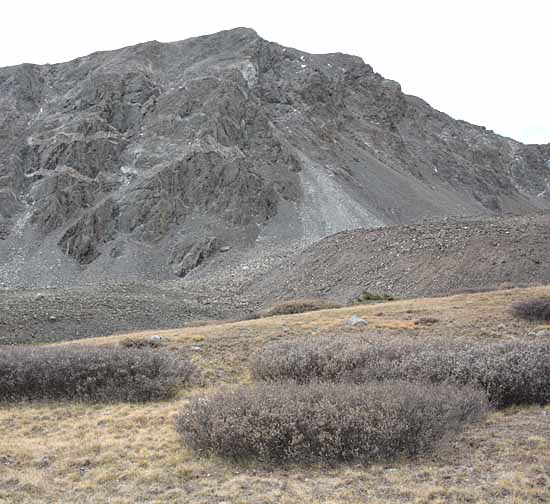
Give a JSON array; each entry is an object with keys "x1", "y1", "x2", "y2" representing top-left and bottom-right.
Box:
[{"x1": 1, "y1": 27, "x2": 549, "y2": 287}]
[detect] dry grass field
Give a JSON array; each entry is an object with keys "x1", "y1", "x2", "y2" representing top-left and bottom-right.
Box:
[{"x1": 2, "y1": 286, "x2": 550, "y2": 503}]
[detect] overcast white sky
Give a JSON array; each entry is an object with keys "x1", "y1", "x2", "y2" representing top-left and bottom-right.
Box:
[{"x1": 2, "y1": 0, "x2": 548, "y2": 144}]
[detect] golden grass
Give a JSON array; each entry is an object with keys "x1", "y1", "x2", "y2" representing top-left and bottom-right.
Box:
[
  {"x1": 2, "y1": 286, "x2": 550, "y2": 502},
  {"x1": 2, "y1": 400, "x2": 549, "y2": 503},
  {"x1": 80, "y1": 285, "x2": 543, "y2": 346}
]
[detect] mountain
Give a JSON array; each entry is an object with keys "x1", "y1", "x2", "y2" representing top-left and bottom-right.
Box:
[{"x1": 1, "y1": 27, "x2": 549, "y2": 288}]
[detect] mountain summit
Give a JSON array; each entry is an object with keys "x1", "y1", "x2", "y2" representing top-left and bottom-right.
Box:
[{"x1": 1, "y1": 27, "x2": 549, "y2": 287}]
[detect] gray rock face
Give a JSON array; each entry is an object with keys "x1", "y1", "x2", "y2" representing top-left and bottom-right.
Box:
[
  {"x1": 170, "y1": 236, "x2": 220, "y2": 278},
  {"x1": 1, "y1": 27, "x2": 549, "y2": 287}
]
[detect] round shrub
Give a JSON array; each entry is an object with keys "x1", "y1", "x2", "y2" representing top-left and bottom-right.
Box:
[
  {"x1": 0, "y1": 345, "x2": 195, "y2": 402},
  {"x1": 511, "y1": 298, "x2": 550, "y2": 321},
  {"x1": 260, "y1": 299, "x2": 342, "y2": 317},
  {"x1": 176, "y1": 381, "x2": 487, "y2": 464},
  {"x1": 254, "y1": 337, "x2": 550, "y2": 408}
]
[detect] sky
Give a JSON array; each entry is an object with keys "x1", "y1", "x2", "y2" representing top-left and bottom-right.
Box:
[{"x1": 2, "y1": 0, "x2": 548, "y2": 144}]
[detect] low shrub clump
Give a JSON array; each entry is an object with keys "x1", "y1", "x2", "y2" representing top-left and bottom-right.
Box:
[
  {"x1": 119, "y1": 337, "x2": 162, "y2": 349},
  {"x1": 260, "y1": 299, "x2": 342, "y2": 317},
  {"x1": 0, "y1": 345, "x2": 195, "y2": 402},
  {"x1": 176, "y1": 381, "x2": 487, "y2": 464},
  {"x1": 511, "y1": 298, "x2": 550, "y2": 321},
  {"x1": 414, "y1": 317, "x2": 439, "y2": 326},
  {"x1": 253, "y1": 336, "x2": 384, "y2": 383},
  {"x1": 254, "y1": 337, "x2": 550, "y2": 408},
  {"x1": 356, "y1": 291, "x2": 395, "y2": 303}
]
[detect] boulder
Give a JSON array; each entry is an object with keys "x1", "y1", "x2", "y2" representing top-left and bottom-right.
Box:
[{"x1": 346, "y1": 315, "x2": 369, "y2": 327}]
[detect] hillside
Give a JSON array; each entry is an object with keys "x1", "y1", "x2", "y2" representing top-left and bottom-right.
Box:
[
  {"x1": 257, "y1": 212, "x2": 550, "y2": 303},
  {"x1": 1, "y1": 27, "x2": 550, "y2": 288},
  {"x1": 1, "y1": 286, "x2": 550, "y2": 503},
  {"x1": 3, "y1": 212, "x2": 550, "y2": 344}
]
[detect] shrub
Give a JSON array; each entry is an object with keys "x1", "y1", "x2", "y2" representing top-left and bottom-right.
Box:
[
  {"x1": 260, "y1": 299, "x2": 342, "y2": 317},
  {"x1": 119, "y1": 337, "x2": 162, "y2": 349},
  {"x1": 253, "y1": 336, "x2": 384, "y2": 383},
  {"x1": 254, "y1": 337, "x2": 550, "y2": 408},
  {"x1": 511, "y1": 298, "x2": 550, "y2": 321},
  {"x1": 414, "y1": 317, "x2": 439, "y2": 326},
  {"x1": 176, "y1": 381, "x2": 487, "y2": 464},
  {"x1": 0, "y1": 345, "x2": 195, "y2": 402},
  {"x1": 356, "y1": 291, "x2": 395, "y2": 303}
]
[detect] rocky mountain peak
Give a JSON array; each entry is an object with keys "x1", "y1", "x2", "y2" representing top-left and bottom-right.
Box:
[{"x1": 0, "y1": 28, "x2": 549, "y2": 288}]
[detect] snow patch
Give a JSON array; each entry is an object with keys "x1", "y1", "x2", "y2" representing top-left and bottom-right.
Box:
[{"x1": 239, "y1": 61, "x2": 258, "y2": 88}]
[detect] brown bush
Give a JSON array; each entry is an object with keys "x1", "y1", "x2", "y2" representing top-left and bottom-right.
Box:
[
  {"x1": 0, "y1": 345, "x2": 195, "y2": 402},
  {"x1": 119, "y1": 337, "x2": 162, "y2": 349},
  {"x1": 253, "y1": 336, "x2": 379, "y2": 383},
  {"x1": 414, "y1": 317, "x2": 439, "y2": 326},
  {"x1": 254, "y1": 337, "x2": 550, "y2": 408},
  {"x1": 176, "y1": 381, "x2": 487, "y2": 464},
  {"x1": 511, "y1": 298, "x2": 550, "y2": 322},
  {"x1": 260, "y1": 299, "x2": 342, "y2": 317}
]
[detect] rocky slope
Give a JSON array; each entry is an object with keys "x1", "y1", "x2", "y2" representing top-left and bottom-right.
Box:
[
  {"x1": 3, "y1": 212, "x2": 550, "y2": 344},
  {"x1": 1, "y1": 27, "x2": 549, "y2": 288},
  {"x1": 257, "y1": 212, "x2": 550, "y2": 303}
]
